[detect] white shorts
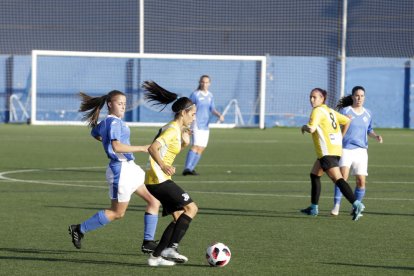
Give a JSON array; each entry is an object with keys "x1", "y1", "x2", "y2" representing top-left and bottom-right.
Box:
[
  {"x1": 192, "y1": 123, "x2": 210, "y2": 147},
  {"x1": 339, "y1": 148, "x2": 368, "y2": 176},
  {"x1": 106, "y1": 160, "x2": 145, "y2": 202}
]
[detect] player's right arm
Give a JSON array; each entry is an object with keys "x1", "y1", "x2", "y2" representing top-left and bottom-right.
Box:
[{"x1": 301, "y1": 108, "x2": 320, "y2": 134}]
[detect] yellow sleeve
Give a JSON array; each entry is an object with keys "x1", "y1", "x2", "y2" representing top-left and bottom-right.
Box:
[
  {"x1": 335, "y1": 111, "x2": 350, "y2": 125},
  {"x1": 308, "y1": 107, "x2": 322, "y2": 127},
  {"x1": 156, "y1": 126, "x2": 177, "y2": 147}
]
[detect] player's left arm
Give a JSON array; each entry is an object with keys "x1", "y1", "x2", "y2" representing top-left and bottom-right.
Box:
[
  {"x1": 210, "y1": 96, "x2": 224, "y2": 122},
  {"x1": 368, "y1": 131, "x2": 383, "y2": 143}
]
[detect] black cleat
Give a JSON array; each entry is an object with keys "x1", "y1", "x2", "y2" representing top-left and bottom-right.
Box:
[
  {"x1": 182, "y1": 169, "x2": 199, "y2": 176},
  {"x1": 68, "y1": 224, "x2": 84, "y2": 249},
  {"x1": 141, "y1": 240, "x2": 158, "y2": 254},
  {"x1": 182, "y1": 169, "x2": 192, "y2": 176}
]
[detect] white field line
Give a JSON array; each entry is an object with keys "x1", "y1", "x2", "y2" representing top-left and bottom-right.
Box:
[{"x1": 0, "y1": 168, "x2": 413, "y2": 202}]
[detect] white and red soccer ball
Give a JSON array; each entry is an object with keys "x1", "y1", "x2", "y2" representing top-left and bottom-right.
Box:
[{"x1": 206, "y1": 242, "x2": 231, "y2": 267}]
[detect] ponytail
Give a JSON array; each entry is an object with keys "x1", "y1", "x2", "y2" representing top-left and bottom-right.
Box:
[
  {"x1": 336, "y1": 95, "x2": 353, "y2": 111},
  {"x1": 142, "y1": 81, "x2": 194, "y2": 117},
  {"x1": 79, "y1": 90, "x2": 125, "y2": 127}
]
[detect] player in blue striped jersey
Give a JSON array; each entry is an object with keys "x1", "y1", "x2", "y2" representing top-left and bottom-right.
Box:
[
  {"x1": 182, "y1": 75, "x2": 224, "y2": 176},
  {"x1": 68, "y1": 90, "x2": 160, "y2": 255},
  {"x1": 331, "y1": 86, "x2": 383, "y2": 216}
]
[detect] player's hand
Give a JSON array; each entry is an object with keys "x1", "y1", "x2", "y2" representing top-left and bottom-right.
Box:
[
  {"x1": 301, "y1": 125, "x2": 307, "y2": 134},
  {"x1": 140, "y1": 145, "x2": 150, "y2": 152},
  {"x1": 182, "y1": 131, "x2": 190, "y2": 145},
  {"x1": 162, "y1": 165, "x2": 176, "y2": 176},
  {"x1": 377, "y1": 135, "x2": 383, "y2": 143}
]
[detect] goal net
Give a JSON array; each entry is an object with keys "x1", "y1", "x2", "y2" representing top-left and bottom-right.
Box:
[{"x1": 31, "y1": 50, "x2": 266, "y2": 128}]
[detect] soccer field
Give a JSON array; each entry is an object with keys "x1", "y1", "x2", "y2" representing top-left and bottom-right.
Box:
[{"x1": 0, "y1": 125, "x2": 413, "y2": 275}]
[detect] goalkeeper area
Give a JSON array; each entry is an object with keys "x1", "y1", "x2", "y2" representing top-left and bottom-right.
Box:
[{"x1": 31, "y1": 50, "x2": 266, "y2": 128}]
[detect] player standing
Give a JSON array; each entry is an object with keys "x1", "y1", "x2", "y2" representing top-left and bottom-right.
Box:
[
  {"x1": 182, "y1": 75, "x2": 224, "y2": 176},
  {"x1": 331, "y1": 86, "x2": 383, "y2": 215},
  {"x1": 300, "y1": 88, "x2": 365, "y2": 220}
]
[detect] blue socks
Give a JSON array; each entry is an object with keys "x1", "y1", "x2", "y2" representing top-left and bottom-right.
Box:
[
  {"x1": 79, "y1": 211, "x2": 158, "y2": 241},
  {"x1": 354, "y1": 187, "x2": 366, "y2": 201},
  {"x1": 334, "y1": 186, "x2": 366, "y2": 205},
  {"x1": 333, "y1": 185, "x2": 342, "y2": 205},
  {"x1": 184, "y1": 150, "x2": 201, "y2": 171},
  {"x1": 191, "y1": 153, "x2": 201, "y2": 170},
  {"x1": 80, "y1": 210, "x2": 110, "y2": 234},
  {"x1": 143, "y1": 213, "x2": 158, "y2": 241},
  {"x1": 184, "y1": 150, "x2": 197, "y2": 170}
]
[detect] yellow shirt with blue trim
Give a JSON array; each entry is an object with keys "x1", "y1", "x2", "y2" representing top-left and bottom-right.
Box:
[
  {"x1": 145, "y1": 121, "x2": 182, "y2": 185},
  {"x1": 308, "y1": 104, "x2": 350, "y2": 158}
]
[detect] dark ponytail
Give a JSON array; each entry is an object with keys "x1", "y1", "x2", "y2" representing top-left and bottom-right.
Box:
[
  {"x1": 142, "y1": 81, "x2": 194, "y2": 118},
  {"x1": 336, "y1": 95, "x2": 353, "y2": 111},
  {"x1": 79, "y1": 90, "x2": 124, "y2": 127}
]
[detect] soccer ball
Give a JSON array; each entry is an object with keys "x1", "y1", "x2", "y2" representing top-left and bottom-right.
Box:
[{"x1": 206, "y1": 242, "x2": 231, "y2": 267}]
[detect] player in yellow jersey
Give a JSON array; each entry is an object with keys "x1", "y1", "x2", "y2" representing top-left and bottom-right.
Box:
[
  {"x1": 301, "y1": 88, "x2": 365, "y2": 221},
  {"x1": 141, "y1": 81, "x2": 198, "y2": 267}
]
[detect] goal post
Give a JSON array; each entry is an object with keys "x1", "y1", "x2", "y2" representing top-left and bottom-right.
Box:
[{"x1": 31, "y1": 50, "x2": 266, "y2": 128}]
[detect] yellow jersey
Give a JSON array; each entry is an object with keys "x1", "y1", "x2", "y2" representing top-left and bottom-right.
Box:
[
  {"x1": 308, "y1": 104, "x2": 350, "y2": 158},
  {"x1": 145, "y1": 121, "x2": 182, "y2": 184}
]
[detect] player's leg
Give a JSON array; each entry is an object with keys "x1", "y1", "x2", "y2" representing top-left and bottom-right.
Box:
[
  {"x1": 301, "y1": 160, "x2": 323, "y2": 216},
  {"x1": 331, "y1": 166, "x2": 350, "y2": 215},
  {"x1": 135, "y1": 184, "x2": 160, "y2": 253},
  {"x1": 325, "y1": 165, "x2": 364, "y2": 221},
  {"x1": 183, "y1": 128, "x2": 209, "y2": 175},
  {"x1": 161, "y1": 202, "x2": 198, "y2": 263},
  {"x1": 354, "y1": 175, "x2": 366, "y2": 201},
  {"x1": 69, "y1": 200, "x2": 128, "y2": 249},
  {"x1": 353, "y1": 148, "x2": 368, "y2": 202}
]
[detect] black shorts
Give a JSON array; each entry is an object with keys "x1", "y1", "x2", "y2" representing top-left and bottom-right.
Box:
[
  {"x1": 319, "y1": 155, "x2": 340, "y2": 171},
  {"x1": 146, "y1": 180, "x2": 193, "y2": 217}
]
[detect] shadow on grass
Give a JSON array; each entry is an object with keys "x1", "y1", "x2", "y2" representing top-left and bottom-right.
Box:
[
  {"x1": 46, "y1": 204, "x2": 311, "y2": 220},
  {"x1": 322, "y1": 262, "x2": 414, "y2": 271},
  {"x1": 0, "y1": 247, "x2": 205, "y2": 268}
]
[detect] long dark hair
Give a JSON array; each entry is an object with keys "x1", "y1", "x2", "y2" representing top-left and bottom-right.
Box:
[
  {"x1": 142, "y1": 81, "x2": 194, "y2": 119},
  {"x1": 79, "y1": 90, "x2": 125, "y2": 127},
  {"x1": 336, "y1": 86, "x2": 365, "y2": 111}
]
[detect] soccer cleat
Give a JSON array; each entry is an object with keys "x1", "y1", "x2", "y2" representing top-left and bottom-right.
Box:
[
  {"x1": 182, "y1": 169, "x2": 199, "y2": 176},
  {"x1": 182, "y1": 169, "x2": 192, "y2": 176},
  {"x1": 161, "y1": 247, "x2": 188, "y2": 263},
  {"x1": 352, "y1": 201, "x2": 365, "y2": 221},
  {"x1": 141, "y1": 240, "x2": 158, "y2": 254},
  {"x1": 331, "y1": 204, "x2": 340, "y2": 216},
  {"x1": 68, "y1": 224, "x2": 84, "y2": 249},
  {"x1": 148, "y1": 254, "x2": 176, "y2": 266},
  {"x1": 300, "y1": 206, "x2": 318, "y2": 216}
]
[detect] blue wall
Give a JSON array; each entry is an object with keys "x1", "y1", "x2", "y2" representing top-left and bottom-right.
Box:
[{"x1": 1, "y1": 55, "x2": 412, "y2": 128}]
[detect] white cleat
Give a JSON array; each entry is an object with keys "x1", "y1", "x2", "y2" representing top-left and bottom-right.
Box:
[
  {"x1": 161, "y1": 247, "x2": 188, "y2": 263},
  {"x1": 331, "y1": 204, "x2": 340, "y2": 216},
  {"x1": 148, "y1": 254, "x2": 176, "y2": 266}
]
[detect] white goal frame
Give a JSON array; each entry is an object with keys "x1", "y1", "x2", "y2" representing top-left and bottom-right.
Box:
[{"x1": 31, "y1": 50, "x2": 267, "y2": 128}]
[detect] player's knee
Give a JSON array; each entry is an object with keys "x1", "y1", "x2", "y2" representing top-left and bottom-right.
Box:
[
  {"x1": 149, "y1": 198, "x2": 160, "y2": 209},
  {"x1": 113, "y1": 210, "x2": 126, "y2": 220},
  {"x1": 187, "y1": 202, "x2": 198, "y2": 217}
]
